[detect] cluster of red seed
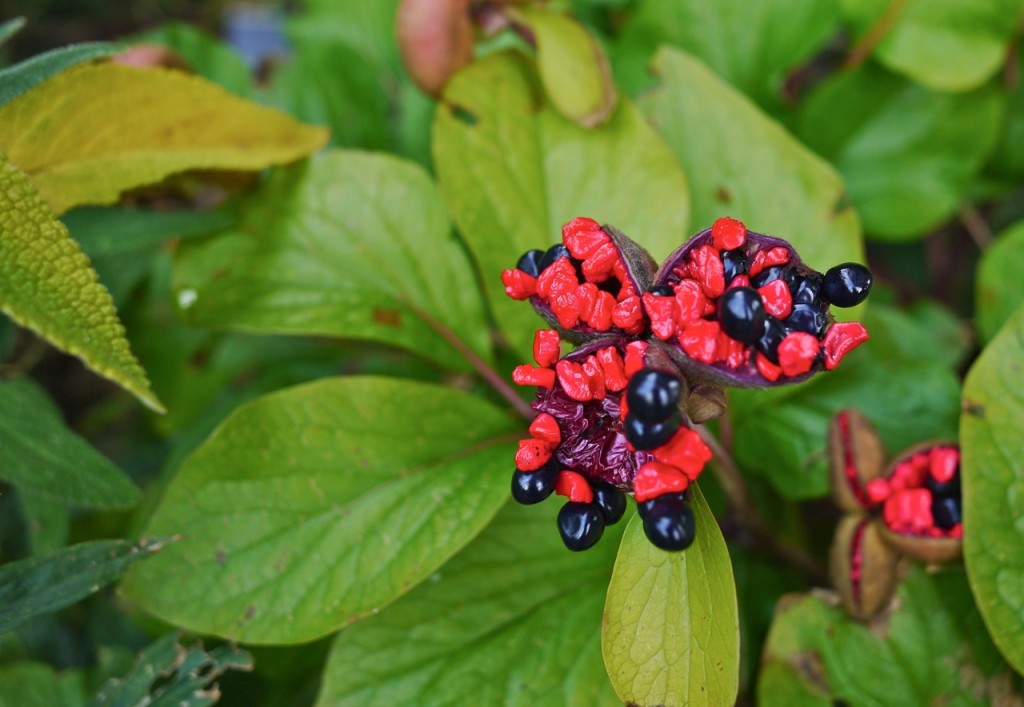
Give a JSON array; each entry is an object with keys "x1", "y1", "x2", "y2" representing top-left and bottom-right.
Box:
[{"x1": 873, "y1": 446, "x2": 963, "y2": 538}]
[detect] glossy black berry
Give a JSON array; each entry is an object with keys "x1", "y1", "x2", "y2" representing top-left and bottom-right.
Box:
[
  {"x1": 516, "y1": 249, "x2": 545, "y2": 277},
  {"x1": 637, "y1": 491, "x2": 686, "y2": 519},
  {"x1": 931, "y1": 495, "x2": 962, "y2": 530},
  {"x1": 624, "y1": 412, "x2": 680, "y2": 450},
  {"x1": 641, "y1": 495, "x2": 696, "y2": 551},
  {"x1": 823, "y1": 263, "x2": 872, "y2": 308},
  {"x1": 721, "y1": 249, "x2": 748, "y2": 283},
  {"x1": 925, "y1": 473, "x2": 961, "y2": 501},
  {"x1": 718, "y1": 287, "x2": 767, "y2": 345},
  {"x1": 790, "y1": 273, "x2": 823, "y2": 305},
  {"x1": 538, "y1": 244, "x2": 571, "y2": 272},
  {"x1": 649, "y1": 285, "x2": 675, "y2": 297},
  {"x1": 755, "y1": 316, "x2": 787, "y2": 363},
  {"x1": 510, "y1": 459, "x2": 558, "y2": 505},
  {"x1": 592, "y1": 481, "x2": 627, "y2": 525},
  {"x1": 751, "y1": 265, "x2": 787, "y2": 289},
  {"x1": 557, "y1": 502, "x2": 605, "y2": 551},
  {"x1": 626, "y1": 369, "x2": 682, "y2": 423},
  {"x1": 786, "y1": 303, "x2": 826, "y2": 335}
]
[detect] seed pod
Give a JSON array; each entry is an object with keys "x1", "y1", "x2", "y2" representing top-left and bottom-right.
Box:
[
  {"x1": 828, "y1": 409, "x2": 887, "y2": 514},
  {"x1": 685, "y1": 383, "x2": 727, "y2": 424},
  {"x1": 830, "y1": 515, "x2": 901, "y2": 620}
]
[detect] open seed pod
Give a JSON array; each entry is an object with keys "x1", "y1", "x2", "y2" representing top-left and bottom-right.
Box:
[
  {"x1": 830, "y1": 515, "x2": 901, "y2": 620},
  {"x1": 828, "y1": 409, "x2": 888, "y2": 513}
]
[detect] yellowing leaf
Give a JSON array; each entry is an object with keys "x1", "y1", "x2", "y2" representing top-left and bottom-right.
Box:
[
  {"x1": 0, "y1": 62, "x2": 328, "y2": 214},
  {"x1": 0, "y1": 152, "x2": 162, "y2": 411}
]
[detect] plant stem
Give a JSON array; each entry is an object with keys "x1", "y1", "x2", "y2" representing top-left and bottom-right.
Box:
[
  {"x1": 960, "y1": 205, "x2": 994, "y2": 250},
  {"x1": 843, "y1": 0, "x2": 907, "y2": 70}
]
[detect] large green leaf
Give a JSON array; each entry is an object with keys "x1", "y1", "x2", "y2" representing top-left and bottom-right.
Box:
[
  {"x1": 758, "y1": 567, "x2": 1019, "y2": 705},
  {"x1": 0, "y1": 378, "x2": 139, "y2": 509},
  {"x1": 0, "y1": 155, "x2": 162, "y2": 411},
  {"x1": 173, "y1": 151, "x2": 491, "y2": 373},
  {"x1": 434, "y1": 51, "x2": 689, "y2": 355},
  {"x1": 602, "y1": 485, "x2": 739, "y2": 706},
  {"x1": 0, "y1": 44, "x2": 115, "y2": 107},
  {"x1": 840, "y1": 0, "x2": 1023, "y2": 92},
  {"x1": 614, "y1": 0, "x2": 840, "y2": 109},
  {"x1": 976, "y1": 221, "x2": 1024, "y2": 343},
  {"x1": 317, "y1": 501, "x2": 622, "y2": 706},
  {"x1": 962, "y1": 303, "x2": 1024, "y2": 674},
  {"x1": 121, "y1": 377, "x2": 517, "y2": 644},
  {"x1": 638, "y1": 47, "x2": 862, "y2": 278},
  {"x1": 0, "y1": 662, "x2": 85, "y2": 707},
  {"x1": 797, "y1": 62, "x2": 1003, "y2": 241}
]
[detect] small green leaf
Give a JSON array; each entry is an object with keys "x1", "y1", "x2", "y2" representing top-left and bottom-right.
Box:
[
  {"x1": 962, "y1": 303, "x2": 1024, "y2": 674},
  {"x1": 840, "y1": 0, "x2": 1023, "y2": 92},
  {"x1": 317, "y1": 501, "x2": 622, "y2": 706},
  {"x1": 173, "y1": 151, "x2": 492, "y2": 373},
  {"x1": 797, "y1": 62, "x2": 1003, "y2": 240},
  {"x1": 639, "y1": 47, "x2": 862, "y2": 277},
  {"x1": 976, "y1": 221, "x2": 1024, "y2": 343},
  {"x1": 434, "y1": 51, "x2": 689, "y2": 356},
  {"x1": 0, "y1": 43, "x2": 115, "y2": 107},
  {"x1": 0, "y1": 537, "x2": 169, "y2": 635},
  {"x1": 602, "y1": 485, "x2": 739, "y2": 707},
  {"x1": 0, "y1": 17, "x2": 26, "y2": 49},
  {"x1": 0, "y1": 155, "x2": 162, "y2": 411},
  {"x1": 0, "y1": 662, "x2": 86, "y2": 707},
  {"x1": 121, "y1": 377, "x2": 517, "y2": 644}
]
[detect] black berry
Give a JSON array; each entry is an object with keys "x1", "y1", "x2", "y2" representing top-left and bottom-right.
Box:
[
  {"x1": 790, "y1": 273, "x2": 823, "y2": 305},
  {"x1": 925, "y1": 473, "x2": 961, "y2": 500},
  {"x1": 751, "y1": 265, "x2": 787, "y2": 289},
  {"x1": 626, "y1": 369, "x2": 682, "y2": 423},
  {"x1": 718, "y1": 287, "x2": 767, "y2": 345},
  {"x1": 624, "y1": 412, "x2": 680, "y2": 450},
  {"x1": 786, "y1": 303, "x2": 826, "y2": 335},
  {"x1": 557, "y1": 502, "x2": 605, "y2": 551},
  {"x1": 516, "y1": 249, "x2": 545, "y2": 278},
  {"x1": 755, "y1": 317, "x2": 787, "y2": 363},
  {"x1": 641, "y1": 495, "x2": 696, "y2": 551},
  {"x1": 637, "y1": 491, "x2": 686, "y2": 519},
  {"x1": 931, "y1": 495, "x2": 962, "y2": 530},
  {"x1": 510, "y1": 459, "x2": 558, "y2": 505},
  {"x1": 823, "y1": 263, "x2": 872, "y2": 308},
  {"x1": 538, "y1": 244, "x2": 571, "y2": 272},
  {"x1": 649, "y1": 285, "x2": 675, "y2": 297},
  {"x1": 592, "y1": 481, "x2": 627, "y2": 525},
  {"x1": 721, "y1": 249, "x2": 748, "y2": 283}
]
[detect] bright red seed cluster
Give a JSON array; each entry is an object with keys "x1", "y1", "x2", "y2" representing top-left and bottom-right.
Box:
[{"x1": 876, "y1": 446, "x2": 963, "y2": 538}]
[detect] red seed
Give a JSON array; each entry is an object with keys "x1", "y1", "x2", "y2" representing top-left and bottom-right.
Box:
[
  {"x1": 624, "y1": 341, "x2": 648, "y2": 378},
  {"x1": 748, "y1": 246, "x2": 790, "y2": 277},
  {"x1": 653, "y1": 428, "x2": 712, "y2": 480},
  {"x1": 612, "y1": 260, "x2": 634, "y2": 301},
  {"x1": 532, "y1": 329, "x2": 561, "y2": 368},
  {"x1": 555, "y1": 470, "x2": 594, "y2": 503},
  {"x1": 883, "y1": 488, "x2": 933, "y2": 534},
  {"x1": 642, "y1": 292, "x2": 680, "y2": 341},
  {"x1": 582, "y1": 355, "x2": 607, "y2": 400},
  {"x1": 679, "y1": 320, "x2": 720, "y2": 363},
  {"x1": 552, "y1": 289, "x2": 581, "y2": 329},
  {"x1": 716, "y1": 332, "x2": 749, "y2": 369},
  {"x1": 633, "y1": 462, "x2": 690, "y2": 502},
  {"x1": 674, "y1": 279, "x2": 707, "y2": 325},
  {"x1": 588, "y1": 290, "x2": 616, "y2": 331},
  {"x1": 555, "y1": 359, "x2": 593, "y2": 401},
  {"x1": 529, "y1": 412, "x2": 561, "y2": 447},
  {"x1": 501, "y1": 269, "x2": 537, "y2": 300},
  {"x1": 950, "y1": 524, "x2": 963, "y2": 538},
  {"x1": 562, "y1": 217, "x2": 607, "y2": 259},
  {"x1": 515, "y1": 438, "x2": 552, "y2": 471},
  {"x1": 776, "y1": 332, "x2": 819, "y2": 377},
  {"x1": 711, "y1": 216, "x2": 747, "y2": 251},
  {"x1": 688, "y1": 244, "x2": 726, "y2": 298},
  {"x1": 822, "y1": 321, "x2": 869, "y2": 370},
  {"x1": 755, "y1": 353, "x2": 782, "y2": 382},
  {"x1": 536, "y1": 258, "x2": 577, "y2": 299},
  {"x1": 758, "y1": 279, "x2": 793, "y2": 319},
  {"x1": 612, "y1": 295, "x2": 646, "y2": 334},
  {"x1": 512, "y1": 364, "x2": 556, "y2": 388},
  {"x1": 619, "y1": 393, "x2": 630, "y2": 420},
  {"x1": 865, "y1": 478, "x2": 891, "y2": 505},
  {"x1": 727, "y1": 275, "x2": 751, "y2": 289},
  {"x1": 596, "y1": 346, "x2": 628, "y2": 392},
  {"x1": 575, "y1": 282, "x2": 599, "y2": 322},
  {"x1": 929, "y1": 447, "x2": 959, "y2": 484},
  {"x1": 889, "y1": 458, "x2": 926, "y2": 492},
  {"x1": 582, "y1": 242, "x2": 619, "y2": 282}
]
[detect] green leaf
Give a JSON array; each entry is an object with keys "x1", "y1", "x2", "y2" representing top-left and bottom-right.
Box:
[
  {"x1": 0, "y1": 62, "x2": 328, "y2": 214},
  {"x1": 0, "y1": 538, "x2": 168, "y2": 634},
  {"x1": 434, "y1": 51, "x2": 690, "y2": 356},
  {"x1": 614, "y1": 0, "x2": 840, "y2": 109},
  {"x1": 0, "y1": 43, "x2": 115, "y2": 108},
  {"x1": 0, "y1": 155, "x2": 162, "y2": 411},
  {"x1": 135, "y1": 21, "x2": 253, "y2": 97},
  {"x1": 509, "y1": 6, "x2": 618, "y2": 127},
  {"x1": 858, "y1": 297, "x2": 972, "y2": 373},
  {"x1": 797, "y1": 62, "x2": 1003, "y2": 240},
  {"x1": 758, "y1": 566, "x2": 1019, "y2": 705},
  {"x1": 0, "y1": 17, "x2": 25, "y2": 49},
  {"x1": 638, "y1": 47, "x2": 862, "y2": 277},
  {"x1": 602, "y1": 485, "x2": 739, "y2": 706},
  {"x1": 962, "y1": 303, "x2": 1024, "y2": 674},
  {"x1": 121, "y1": 377, "x2": 517, "y2": 644},
  {"x1": 18, "y1": 492, "x2": 70, "y2": 556},
  {"x1": 317, "y1": 501, "x2": 622, "y2": 706},
  {"x1": 0, "y1": 378, "x2": 140, "y2": 508},
  {"x1": 840, "y1": 0, "x2": 1023, "y2": 92},
  {"x1": 976, "y1": 220, "x2": 1024, "y2": 343},
  {"x1": 0, "y1": 662, "x2": 86, "y2": 707},
  {"x1": 173, "y1": 151, "x2": 492, "y2": 373},
  {"x1": 989, "y1": 45, "x2": 1024, "y2": 178}
]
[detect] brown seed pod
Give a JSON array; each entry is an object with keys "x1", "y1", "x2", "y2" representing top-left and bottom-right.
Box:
[
  {"x1": 830, "y1": 515, "x2": 901, "y2": 620},
  {"x1": 828, "y1": 409, "x2": 887, "y2": 514}
]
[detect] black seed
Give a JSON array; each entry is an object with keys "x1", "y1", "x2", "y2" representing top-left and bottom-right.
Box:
[
  {"x1": 624, "y1": 412, "x2": 680, "y2": 450},
  {"x1": 641, "y1": 496, "x2": 696, "y2": 551},
  {"x1": 718, "y1": 287, "x2": 767, "y2": 344},
  {"x1": 538, "y1": 244, "x2": 571, "y2": 272},
  {"x1": 557, "y1": 502, "x2": 605, "y2": 551},
  {"x1": 516, "y1": 249, "x2": 545, "y2": 278},
  {"x1": 790, "y1": 273, "x2": 823, "y2": 305},
  {"x1": 931, "y1": 495, "x2": 962, "y2": 530},
  {"x1": 786, "y1": 303, "x2": 826, "y2": 335},
  {"x1": 925, "y1": 472, "x2": 961, "y2": 501},
  {"x1": 751, "y1": 265, "x2": 787, "y2": 289},
  {"x1": 649, "y1": 285, "x2": 674, "y2": 297},
  {"x1": 626, "y1": 369, "x2": 682, "y2": 423},
  {"x1": 721, "y1": 249, "x2": 748, "y2": 283},
  {"x1": 823, "y1": 263, "x2": 872, "y2": 307},
  {"x1": 755, "y1": 317, "x2": 787, "y2": 363},
  {"x1": 597, "y1": 276, "x2": 621, "y2": 298},
  {"x1": 592, "y1": 482, "x2": 627, "y2": 525},
  {"x1": 637, "y1": 491, "x2": 686, "y2": 519},
  {"x1": 510, "y1": 459, "x2": 558, "y2": 505}
]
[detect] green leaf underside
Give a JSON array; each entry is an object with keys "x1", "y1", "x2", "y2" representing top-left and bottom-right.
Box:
[
  {"x1": 840, "y1": 0, "x2": 1022, "y2": 92},
  {"x1": 0, "y1": 62, "x2": 328, "y2": 214},
  {"x1": 602, "y1": 485, "x2": 739, "y2": 707},
  {"x1": 173, "y1": 150, "x2": 492, "y2": 373},
  {"x1": 962, "y1": 303, "x2": 1024, "y2": 674},
  {"x1": 798, "y1": 62, "x2": 1003, "y2": 240},
  {"x1": 0, "y1": 663, "x2": 86, "y2": 707},
  {"x1": 434, "y1": 50, "x2": 690, "y2": 357},
  {"x1": 0, "y1": 153, "x2": 163, "y2": 411},
  {"x1": 976, "y1": 221, "x2": 1024, "y2": 343},
  {"x1": 639, "y1": 47, "x2": 863, "y2": 279},
  {"x1": 317, "y1": 501, "x2": 623, "y2": 706},
  {"x1": 0, "y1": 538, "x2": 168, "y2": 635},
  {"x1": 0, "y1": 43, "x2": 115, "y2": 108},
  {"x1": 0, "y1": 17, "x2": 26, "y2": 50},
  {"x1": 0, "y1": 378, "x2": 140, "y2": 509},
  {"x1": 63, "y1": 206, "x2": 236, "y2": 258},
  {"x1": 758, "y1": 567, "x2": 1019, "y2": 705},
  {"x1": 121, "y1": 376, "x2": 517, "y2": 644}
]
